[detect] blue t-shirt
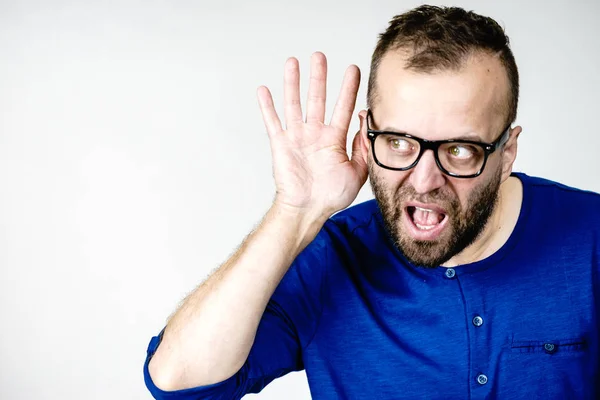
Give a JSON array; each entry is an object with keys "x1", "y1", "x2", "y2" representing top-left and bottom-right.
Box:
[{"x1": 144, "y1": 172, "x2": 600, "y2": 399}]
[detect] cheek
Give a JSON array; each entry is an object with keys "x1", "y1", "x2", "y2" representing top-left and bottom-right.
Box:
[
  {"x1": 483, "y1": 148, "x2": 507, "y2": 172},
  {"x1": 384, "y1": 171, "x2": 412, "y2": 197},
  {"x1": 369, "y1": 158, "x2": 408, "y2": 191},
  {"x1": 444, "y1": 179, "x2": 474, "y2": 212},
  {"x1": 452, "y1": 170, "x2": 498, "y2": 213}
]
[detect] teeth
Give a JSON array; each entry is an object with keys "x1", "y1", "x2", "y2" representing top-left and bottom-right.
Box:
[
  {"x1": 416, "y1": 223, "x2": 436, "y2": 230},
  {"x1": 415, "y1": 206, "x2": 434, "y2": 213}
]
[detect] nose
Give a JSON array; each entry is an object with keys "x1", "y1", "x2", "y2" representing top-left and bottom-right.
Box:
[{"x1": 408, "y1": 150, "x2": 446, "y2": 194}]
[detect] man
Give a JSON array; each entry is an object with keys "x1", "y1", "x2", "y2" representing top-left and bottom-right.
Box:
[{"x1": 144, "y1": 5, "x2": 600, "y2": 399}]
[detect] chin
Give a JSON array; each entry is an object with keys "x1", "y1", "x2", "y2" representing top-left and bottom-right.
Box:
[{"x1": 395, "y1": 223, "x2": 456, "y2": 268}]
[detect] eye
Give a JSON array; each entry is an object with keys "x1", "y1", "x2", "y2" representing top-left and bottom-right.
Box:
[
  {"x1": 389, "y1": 138, "x2": 413, "y2": 151},
  {"x1": 447, "y1": 145, "x2": 475, "y2": 159}
]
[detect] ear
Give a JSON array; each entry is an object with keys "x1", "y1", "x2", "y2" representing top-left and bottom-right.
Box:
[
  {"x1": 357, "y1": 109, "x2": 370, "y2": 164},
  {"x1": 500, "y1": 125, "x2": 522, "y2": 182}
]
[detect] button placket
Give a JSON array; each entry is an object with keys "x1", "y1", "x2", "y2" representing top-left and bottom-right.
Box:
[
  {"x1": 454, "y1": 273, "x2": 494, "y2": 396},
  {"x1": 472, "y1": 315, "x2": 487, "y2": 387}
]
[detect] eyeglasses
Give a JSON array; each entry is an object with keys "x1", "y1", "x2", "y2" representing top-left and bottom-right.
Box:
[{"x1": 366, "y1": 109, "x2": 510, "y2": 178}]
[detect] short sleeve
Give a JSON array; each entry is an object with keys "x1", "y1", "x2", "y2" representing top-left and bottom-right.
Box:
[{"x1": 143, "y1": 224, "x2": 331, "y2": 399}]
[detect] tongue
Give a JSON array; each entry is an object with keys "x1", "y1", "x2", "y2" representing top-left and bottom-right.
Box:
[{"x1": 413, "y1": 209, "x2": 443, "y2": 226}]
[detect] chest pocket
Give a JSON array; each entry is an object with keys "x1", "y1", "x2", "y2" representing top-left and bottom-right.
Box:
[
  {"x1": 510, "y1": 337, "x2": 587, "y2": 354},
  {"x1": 498, "y1": 336, "x2": 593, "y2": 399}
]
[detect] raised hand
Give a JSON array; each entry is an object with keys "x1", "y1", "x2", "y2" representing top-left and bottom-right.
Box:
[{"x1": 257, "y1": 52, "x2": 368, "y2": 221}]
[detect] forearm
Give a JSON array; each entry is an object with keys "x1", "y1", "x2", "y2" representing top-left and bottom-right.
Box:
[{"x1": 148, "y1": 204, "x2": 327, "y2": 391}]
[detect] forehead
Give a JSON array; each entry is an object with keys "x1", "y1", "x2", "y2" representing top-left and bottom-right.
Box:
[{"x1": 373, "y1": 50, "x2": 510, "y2": 141}]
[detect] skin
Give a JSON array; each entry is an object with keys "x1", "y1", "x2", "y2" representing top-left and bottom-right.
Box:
[
  {"x1": 148, "y1": 50, "x2": 523, "y2": 391},
  {"x1": 148, "y1": 54, "x2": 366, "y2": 390},
  {"x1": 358, "y1": 50, "x2": 523, "y2": 267}
]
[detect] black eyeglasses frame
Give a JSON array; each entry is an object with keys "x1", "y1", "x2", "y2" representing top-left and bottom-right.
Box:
[{"x1": 365, "y1": 109, "x2": 511, "y2": 179}]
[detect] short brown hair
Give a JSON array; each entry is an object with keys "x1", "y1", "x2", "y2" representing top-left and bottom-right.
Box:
[{"x1": 367, "y1": 5, "x2": 519, "y2": 127}]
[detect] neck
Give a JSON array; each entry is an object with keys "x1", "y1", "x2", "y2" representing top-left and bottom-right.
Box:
[{"x1": 442, "y1": 175, "x2": 523, "y2": 267}]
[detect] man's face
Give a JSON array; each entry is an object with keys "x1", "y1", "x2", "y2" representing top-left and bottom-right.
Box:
[{"x1": 366, "y1": 51, "x2": 511, "y2": 268}]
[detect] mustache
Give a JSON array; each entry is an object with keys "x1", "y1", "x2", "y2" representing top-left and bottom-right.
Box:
[{"x1": 395, "y1": 186, "x2": 459, "y2": 210}]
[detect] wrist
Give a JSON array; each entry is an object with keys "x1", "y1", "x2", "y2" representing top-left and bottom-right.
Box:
[{"x1": 267, "y1": 201, "x2": 329, "y2": 249}]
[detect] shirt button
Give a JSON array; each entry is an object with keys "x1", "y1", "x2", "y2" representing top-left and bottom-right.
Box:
[
  {"x1": 472, "y1": 316, "x2": 484, "y2": 327},
  {"x1": 477, "y1": 374, "x2": 488, "y2": 385},
  {"x1": 544, "y1": 343, "x2": 557, "y2": 354},
  {"x1": 445, "y1": 268, "x2": 456, "y2": 279}
]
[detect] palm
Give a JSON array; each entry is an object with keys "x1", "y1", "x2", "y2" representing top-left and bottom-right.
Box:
[{"x1": 257, "y1": 53, "x2": 367, "y2": 218}]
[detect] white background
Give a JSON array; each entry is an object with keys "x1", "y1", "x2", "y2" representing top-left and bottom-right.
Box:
[{"x1": 1, "y1": 0, "x2": 599, "y2": 399}]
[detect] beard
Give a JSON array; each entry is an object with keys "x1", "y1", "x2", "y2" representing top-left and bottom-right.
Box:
[{"x1": 369, "y1": 159, "x2": 502, "y2": 268}]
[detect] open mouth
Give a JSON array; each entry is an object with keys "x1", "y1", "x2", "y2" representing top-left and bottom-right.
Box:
[
  {"x1": 403, "y1": 205, "x2": 449, "y2": 241},
  {"x1": 407, "y1": 206, "x2": 447, "y2": 230}
]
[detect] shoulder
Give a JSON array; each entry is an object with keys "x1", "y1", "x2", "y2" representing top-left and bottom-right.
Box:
[
  {"x1": 518, "y1": 172, "x2": 600, "y2": 229},
  {"x1": 277, "y1": 201, "x2": 380, "y2": 280},
  {"x1": 326, "y1": 199, "x2": 381, "y2": 237},
  {"x1": 287, "y1": 199, "x2": 382, "y2": 278},
  {"x1": 522, "y1": 173, "x2": 600, "y2": 199}
]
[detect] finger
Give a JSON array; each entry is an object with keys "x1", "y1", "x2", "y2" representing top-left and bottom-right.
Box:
[
  {"x1": 257, "y1": 85, "x2": 283, "y2": 137},
  {"x1": 330, "y1": 65, "x2": 361, "y2": 131},
  {"x1": 283, "y1": 57, "x2": 303, "y2": 126},
  {"x1": 305, "y1": 52, "x2": 327, "y2": 123}
]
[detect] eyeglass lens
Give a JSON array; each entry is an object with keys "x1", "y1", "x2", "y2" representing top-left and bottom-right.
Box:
[{"x1": 373, "y1": 133, "x2": 486, "y2": 175}]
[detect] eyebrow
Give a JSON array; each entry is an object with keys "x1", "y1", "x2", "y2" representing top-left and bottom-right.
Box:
[{"x1": 379, "y1": 126, "x2": 485, "y2": 142}]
